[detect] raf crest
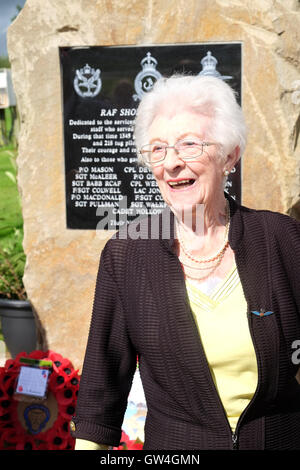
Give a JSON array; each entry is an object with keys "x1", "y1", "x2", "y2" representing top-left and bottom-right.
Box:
[
  {"x1": 74, "y1": 64, "x2": 102, "y2": 98},
  {"x1": 133, "y1": 52, "x2": 162, "y2": 101},
  {"x1": 199, "y1": 51, "x2": 232, "y2": 81}
]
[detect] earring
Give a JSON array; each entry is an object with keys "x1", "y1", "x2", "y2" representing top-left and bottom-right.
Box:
[{"x1": 224, "y1": 169, "x2": 230, "y2": 176}]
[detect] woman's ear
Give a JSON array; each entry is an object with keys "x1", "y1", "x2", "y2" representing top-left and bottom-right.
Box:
[{"x1": 225, "y1": 145, "x2": 241, "y2": 172}]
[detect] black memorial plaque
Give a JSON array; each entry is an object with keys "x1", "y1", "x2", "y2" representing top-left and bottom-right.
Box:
[{"x1": 59, "y1": 43, "x2": 242, "y2": 230}]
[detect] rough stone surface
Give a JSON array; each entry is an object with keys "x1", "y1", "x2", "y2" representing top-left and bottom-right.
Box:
[{"x1": 7, "y1": 0, "x2": 300, "y2": 370}]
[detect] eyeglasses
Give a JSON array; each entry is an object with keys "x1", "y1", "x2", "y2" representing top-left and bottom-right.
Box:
[{"x1": 139, "y1": 139, "x2": 217, "y2": 164}]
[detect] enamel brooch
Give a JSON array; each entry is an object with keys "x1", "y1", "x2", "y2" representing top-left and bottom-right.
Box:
[{"x1": 251, "y1": 310, "x2": 273, "y2": 317}]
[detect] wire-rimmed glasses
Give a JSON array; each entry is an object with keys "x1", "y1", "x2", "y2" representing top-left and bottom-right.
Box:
[{"x1": 139, "y1": 139, "x2": 217, "y2": 165}]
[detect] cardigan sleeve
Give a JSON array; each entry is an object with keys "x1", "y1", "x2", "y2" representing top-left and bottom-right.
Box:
[{"x1": 70, "y1": 241, "x2": 137, "y2": 447}]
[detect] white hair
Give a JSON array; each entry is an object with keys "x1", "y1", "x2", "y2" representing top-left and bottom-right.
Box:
[{"x1": 134, "y1": 74, "x2": 247, "y2": 165}]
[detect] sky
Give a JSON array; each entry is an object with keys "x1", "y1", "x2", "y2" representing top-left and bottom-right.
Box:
[{"x1": 0, "y1": 0, "x2": 26, "y2": 57}]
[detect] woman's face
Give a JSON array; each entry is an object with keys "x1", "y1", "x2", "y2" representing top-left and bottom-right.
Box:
[{"x1": 147, "y1": 109, "x2": 226, "y2": 212}]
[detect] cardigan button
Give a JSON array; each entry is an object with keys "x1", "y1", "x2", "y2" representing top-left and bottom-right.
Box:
[{"x1": 70, "y1": 420, "x2": 76, "y2": 432}]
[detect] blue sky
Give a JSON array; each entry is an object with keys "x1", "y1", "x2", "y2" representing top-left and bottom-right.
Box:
[{"x1": 0, "y1": 0, "x2": 26, "y2": 57}]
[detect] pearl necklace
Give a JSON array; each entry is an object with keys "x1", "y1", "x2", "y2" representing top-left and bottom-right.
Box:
[
  {"x1": 176, "y1": 201, "x2": 230, "y2": 281},
  {"x1": 176, "y1": 200, "x2": 230, "y2": 264},
  {"x1": 179, "y1": 249, "x2": 227, "y2": 281}
]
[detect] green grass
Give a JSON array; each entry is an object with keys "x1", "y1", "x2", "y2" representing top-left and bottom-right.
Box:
[{"x1": 0, "y1": 145, "x2": 23, "y2": 247}]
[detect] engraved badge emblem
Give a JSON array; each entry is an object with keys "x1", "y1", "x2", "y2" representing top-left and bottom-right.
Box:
[
  {"x1": 23, "y1": 404, "x2": 50, "y2": 434},
  {"x1": 199, "y1": 51, "x2": 232, "y2": 81},
  {"x1": 133, "y1": 52, "x2": 162, "y2": 101},
  {"x1": 74, "y1": 63, "x2": 102, "y2": 98}
]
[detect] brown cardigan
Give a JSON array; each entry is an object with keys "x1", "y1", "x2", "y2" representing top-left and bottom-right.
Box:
[{"x1": 71, "y1": 195, "x2": 300, "y2": 450}]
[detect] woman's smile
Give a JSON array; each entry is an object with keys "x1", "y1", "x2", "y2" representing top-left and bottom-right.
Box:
[{"x1": 167, "y1": 177, "x2": 196, "y2": 190}]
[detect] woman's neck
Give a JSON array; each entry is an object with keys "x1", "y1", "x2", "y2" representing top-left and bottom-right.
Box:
[{"x1": 175, "y1": 195, "x2": 229, "y2": 257}]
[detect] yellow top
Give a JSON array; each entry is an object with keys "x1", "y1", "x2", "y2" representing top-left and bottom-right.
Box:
[{"x1": 185, "y1": 264, "x2": 258, "y2": 431}]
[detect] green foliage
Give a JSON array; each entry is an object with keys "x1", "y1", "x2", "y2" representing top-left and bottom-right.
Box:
[
  {"x1": 0, "y1": 146, "x2": 23, "y2": 240},
  {"x1": 0, "y1": 57, "x2": 10, "y2": 69},
  {"x1": 11, "y1": 4, "x2": 23, "y2": 23},
  {"x1": 0, "y1": 145, "x2": 26, "y2": 300},
  {"x1": 0, "y1": 107, "x2": 18, "y2": 147},
  {"x1": 0, "y1": 229, "x2": 26, "y2": 300}
]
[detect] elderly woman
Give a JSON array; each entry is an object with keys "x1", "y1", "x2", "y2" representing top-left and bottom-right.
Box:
[{"x1": 71, "y1": 75, "x2": 300, "y2": 450}]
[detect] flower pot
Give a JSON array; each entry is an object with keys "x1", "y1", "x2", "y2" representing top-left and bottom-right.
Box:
[{"x1": 0, "y1": 298, "x2": 37, "y2": 358}]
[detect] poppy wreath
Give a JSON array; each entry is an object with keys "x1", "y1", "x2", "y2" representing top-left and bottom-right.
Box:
[{"x1": 0, "y1": 350, "x2": 80, "y2": 450}]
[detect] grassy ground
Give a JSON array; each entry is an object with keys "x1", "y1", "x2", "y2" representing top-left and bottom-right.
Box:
[{"x1": 0, "y1": 145, "x2": 23, "y2": 247}]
